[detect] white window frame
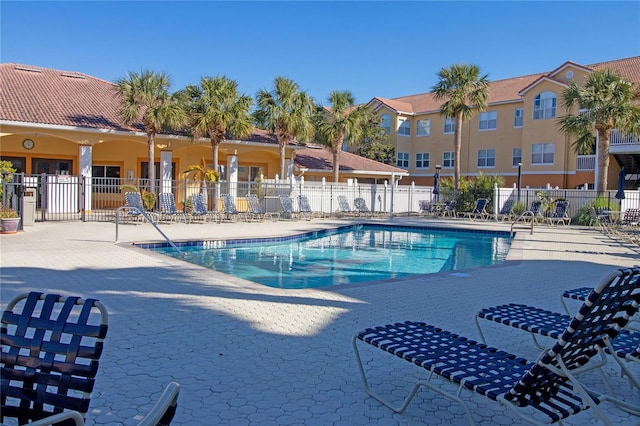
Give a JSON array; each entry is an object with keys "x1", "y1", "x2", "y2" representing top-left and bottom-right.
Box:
[
  {"x1": 398, "y1": 118, "x2": 411, "y2": 136},
  {"x1": 416, "y1": 119, "x2": 431, "y2": 136},
  {"x1": 443, "y1": 151, "x2": 455, "y2": 168},
  {"x1": 478, "y1": 111, "x2": 497, "y2": 131},
  {"x1": 477, "y1": 149, "x2": 496, "y2": 168},
  {"x1": 444, "y1": 117, "x2": 455, "y2": 134},
  {"x1": 415, "y1": 152, "x2": 430, "y2": 169},
  {"x1": 533, "y1": 91, "x2": 557, "y2": 120},
  {"x1": 380, "y1": 114, "x2": 391, "y2": 134},
  {"x1": 514, "y1": 108, "x2": 523, "y2": 128},
  {"x1": 531, "y1": 143, "x2": 555, "y2": 165},
  {"x1": 512, "y1": 148, "x2": 522, "y2": 167},
  {"x1": 396, "y1": 152, "x2": 409, "y2": 168}
]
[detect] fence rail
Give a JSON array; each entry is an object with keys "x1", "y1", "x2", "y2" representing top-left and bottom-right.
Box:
[{"x1": 2, "y1": 173, "x2": 638, "y2": 226}]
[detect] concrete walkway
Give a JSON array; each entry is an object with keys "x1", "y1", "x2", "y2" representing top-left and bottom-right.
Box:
[{"x1": 1, "y1": 217, "x2": 639, "y2": 425}]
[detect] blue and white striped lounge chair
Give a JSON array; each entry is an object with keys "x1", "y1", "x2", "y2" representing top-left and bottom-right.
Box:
[
  {"x1": 353, "y1": 267, "x2": 640, "y2": 424},
  {"x1": 297, "y1": 195, "x2": 315, "y2": 220},
  {"x1": 337, "y1": 195, "x2": 355, "y2": 217},
  {"x1": 278, "y1": 195, "x2": 299, "y2": 220},
  {"x1": 123, "y1": 191, "x2": 159, "y2": 223},
  {"x1": 159, "y1": 192, "x2": 189, "y2": 223},
  {"x1": 490, "y1": 199, "x2": 515, "y2": 222},
  {"x1": 246, "y1": 194, "x2": 279, "y2": 222},
  {"x1": 544, "y1": 200, "x2": 570, "y2": 226},
  {"x1": 220, "y1": 194, "x2": 248, "y2": 222},
  {"x1": 353, "y1": 197, "x2": 373, "y2": 217},
  {"x1": 189, "y1": 194, "x2": 220, "y2": 223},
  {"x1": 458, "y1": 198, "x2": 489, "y2": 221}
]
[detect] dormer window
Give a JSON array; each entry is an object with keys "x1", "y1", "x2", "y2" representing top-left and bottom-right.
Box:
[{"x1": 533, "y1": 91, "x2": 556, "y2": 120}]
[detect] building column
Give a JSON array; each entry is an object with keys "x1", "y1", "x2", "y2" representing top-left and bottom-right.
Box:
[
  {"x1": 160, "y1": 150, "x2": 172, "y2": 194},
  {"x1": 79, "y1": 145, "x2": 92, "y2": 212},
  {"x1": 227, "y1": 153, "x2": 238, "y2": 199}
]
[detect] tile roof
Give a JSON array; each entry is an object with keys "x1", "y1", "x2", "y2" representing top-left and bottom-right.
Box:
[
  {"x1": 373, "y1": 56, "x2": 640, "y2": 114},
  {"x1": 0, "y1": 63, "x2": 279, "y2": 144},
  {"x1": 294, "y1": 145, "x2": 407, "y2": 174}
]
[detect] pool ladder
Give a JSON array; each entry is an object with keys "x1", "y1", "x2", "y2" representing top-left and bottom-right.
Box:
[
  {"x1": 114, "y1": 206, "x2": 181, "y2": 254},
  {"x1": 510, "y1": 211, "x2": 536, "y2": 236}
]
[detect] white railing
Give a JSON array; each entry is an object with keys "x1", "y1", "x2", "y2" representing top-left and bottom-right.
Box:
[
  {"x1": 576, "y1": 155, "x2": 595, "y2": 171},
  {"x1": 610, "y1": 129, "x2": 640, "y2": 145}
]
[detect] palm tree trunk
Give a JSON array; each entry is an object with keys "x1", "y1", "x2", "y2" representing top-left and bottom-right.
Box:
[
  {"x1": 596, "y1": 128, "x2": 611, "y2": 194},
  {"x1": 147, "y1": 133, "x2": 156, "y2": 194},
  {"x1": 333, "y1": 148, "x2": 341, "y2": 183},
  {"x1": 454, "y1": 114, "x2": 463, "y2": 190}
]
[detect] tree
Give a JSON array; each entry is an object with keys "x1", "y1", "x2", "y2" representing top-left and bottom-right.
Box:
[
  {"x1": 182, "y1": 158, "x2": 220, "y2": 205},
  {"x1": 352, "y1": 109, "x2": 393, "y2": 164},
  {"x1": 115, "y1": 70, "x2": 185, "y2": 193},
  {"x1": 255, "y1": 77, "x2": 316, "y2": 179},
  {"x1": 314, "y1": 91, "x2": 369, "y2": 182},
  {"x1": 432, "y1": 64, "x2": 490, "y2": 190},
  {"x1": 177, "y1": 76, "x2": 253, "y2": 172},
  {"x1": 558, "y1": 69, "x2": 640, "y2": 194}
]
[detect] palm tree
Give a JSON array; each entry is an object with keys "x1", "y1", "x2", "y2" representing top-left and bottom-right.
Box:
[
  {"x1": 559, "y1": 69, "x2": 640, "y2": 194},
  {"x1": 255, "y1": 77, "x2": 315, "y2": 179},
  {"x1": 315, "y1": 91, "x2": 368, "y2": 182},
  {"x1": 178, "y1": 76, "x2": 253, "y2": 172},
  {"x1": 432, "y1": 64, "x2": 490, "y2": 190},
  {"x1": 115, "y1": 70, "x2": 185, "y2": 193},
  {"x1": 182, "y1": 158, "x2": 220, "y2": 205}
]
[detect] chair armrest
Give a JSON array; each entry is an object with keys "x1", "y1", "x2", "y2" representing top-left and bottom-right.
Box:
[{"x1": 29, "y1": 411, "x2": 85, "y2": 425}]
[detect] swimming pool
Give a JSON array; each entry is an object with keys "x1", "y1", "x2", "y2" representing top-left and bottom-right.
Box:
[{"x1": 141, "y1": 224, "x2": 512, "y2": 289}]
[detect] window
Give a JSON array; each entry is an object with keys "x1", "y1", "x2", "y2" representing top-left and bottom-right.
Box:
[
  {"x1": 531, "y1": 143, "x2": 555, "y2": 165},
  {"x1": 415, "y1": 152, "x2": 430, "y2": 168},
  {"x1": 512, "y1": 148, "x2": 522, "y2": 167},
  {"x1": 141, "y1": 162, "x2": 176, "y2": 180},
  {"x1": 444, "y1": 117, "x2": 455, "y2": 134},
  {"x1": 92, "y1": 165, "x2": 121, "y2": 193},
  {"x1": 398, "y1": 118, "x2": 411, "y2": 136},
  {"x1": 478, "y1": 111, "x2": 497, "y2": 130},
  {"x1": 416, "y1": 119, "x2": 431, "y2": 136},
  {"x1": 380, "y1": 114, "x2": 391, "y2": 134},
  {"x1": 533, "y1": 91, "x2": 556, "y2": 120},
  {"x1": 477, "y1": 149, "x2": 496, "y2": 167},
  {"x1": 514, "y1": 108, "x2": 523, "y2": 127},
  {"x1": 443, "y1": 151, "x2": 455, "y2": 168},
  {"x1": 396, "y1": 152, "x2": 409, "y2": 168}
]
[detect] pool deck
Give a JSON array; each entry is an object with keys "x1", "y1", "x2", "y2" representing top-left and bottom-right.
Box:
[{"x1": 1, "y1": 217, "x2": 639, "y2": 425}]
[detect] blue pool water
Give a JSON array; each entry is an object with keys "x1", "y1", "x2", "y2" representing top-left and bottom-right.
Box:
[{"x1": 141, "y1": 225, "x2": 512, "y2": 289}]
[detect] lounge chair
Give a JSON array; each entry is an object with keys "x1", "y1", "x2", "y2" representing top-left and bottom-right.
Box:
[
  {"x1": 220, "y1": 194, "x2": 248, "y2": 222},
  {"x1": 353, "y1": 267, "x2": 640, "y2": 424},
  {"x1": 159, "y1": 192, "x2": 190, "y2": 223},
  {"x1": 439, "y1": 199, "x2": 457, "y2": 217},
  {"x1": 122, "y1": 191, "x2": 159, "y2": 223},
  {"x1": 490, "y1": 199, "x2": 514, "y2": 222},
  {"x1": 246, "y1": 194, "x2": 279, "y2": 222},
  {"x1": 475, "y1": 268, "x2": 640, "y2": 395},
  {"x1": 353, "y1": 197, "x2": 373, "y2": 217},
  {"x1": 544, "y1": 200, "x2": 570, "y2": 226},
  {"x1": 1, "y1": 292, "x2": 109, "y2": 425},
  {"x1": 297, "y1": 194, "x2": 316, "y2": 220},
  {"x1": 561, "y1": 285, "x2": 640, "y2": 330},
  {"x1": 28, "y1": 382, "x2": 181, "y2": 426},
  {"x1": 189, "y1": 194, "x2": 220, "y2": 223},
  {"x1": 278, "y1": 195, "x2": 299, "y2": 220},
  {"x1": 458, "y1": 198, "x2": 489, "y2": 221},
  {"x1": 336, "y1": 195, "x2": 355, "y2": 217}
]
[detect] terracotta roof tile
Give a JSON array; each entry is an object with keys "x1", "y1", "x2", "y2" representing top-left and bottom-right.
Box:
[{"x1": 295, "y1": 145, "x2": 406, "y2": 174}]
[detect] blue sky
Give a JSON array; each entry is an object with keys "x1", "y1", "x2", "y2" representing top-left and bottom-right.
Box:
[{"x1": 2, "y1": 1, "x2": 639, "y2": 106}]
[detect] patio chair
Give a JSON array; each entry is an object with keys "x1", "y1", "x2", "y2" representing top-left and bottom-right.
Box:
[
  {"x1": 588, "y1": 205, "x2": 611, "y2": 230},
  {"x1": 122, "y1": 191, "x2": 159, "y2": 223},
  {"x1": 353, "y1": 197, "x2": 373, "y2": 218},
  {"x1": 1, "y1": 292, "x2": 109, "y2": 425},
  {"x1": 418, "y1": 200, "x2": 432, "y2": 216},
  {"x1": 544, "y1": 200, "x2": 570, "y2": 226},
  {"x1": 220, "y1": 194, "x2": 248, "y2": 222},
  {"x1": 159, "y1": 192, "x2": 190, "y2": 223},
  {"x1": 336, "y1": 195, "x2": 355, "y2": 217},
  {"x1": 278, "y1": 195, "x2": 299, "y2": 220},
  {"x1": 188, "y1": 194, "x2": 220, "y2": 224},
  {"x1": 458, "y1": 198, "x2": 489, "y2": 221},
  {"x1": 246, "y1": 194, "x2": 279, "y2": 222},
  {"x1": 439, "y1": 199, "x2": 457, "y2": 218},
  {"x1": 297, "y1": 195, "x2": 315, "y2": 220},
  {"x1": 474, "y1": 268, "x2": 640, "y2": 395},
  {"x1": 353, "y1": 267, "x2": 640, "y2": 425},
  {"x1": 28, "y1": 382, "x2": 181, "y2": 426},
  {"x1": 490, "y1": 199, "x2": 514, "y2": 222}
]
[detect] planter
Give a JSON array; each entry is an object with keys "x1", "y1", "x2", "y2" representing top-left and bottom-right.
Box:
[{"x1": 1, "y1": 217, "x2": 20, "y2": 234}]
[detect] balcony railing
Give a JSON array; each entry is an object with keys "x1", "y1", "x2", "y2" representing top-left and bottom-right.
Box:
[
  {"x1": 610, "y1": 129, "x2": 639, "y2": 146},
  {"x1": 576, "y1": 155, "x2": 595, "y2": 171}
]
